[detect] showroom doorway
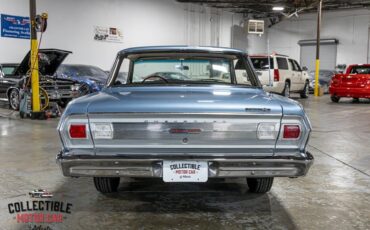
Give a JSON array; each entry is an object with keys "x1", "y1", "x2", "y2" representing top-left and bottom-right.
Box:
[{"x1": 298, "y1": 39, "x2": 338, "y2": 71}]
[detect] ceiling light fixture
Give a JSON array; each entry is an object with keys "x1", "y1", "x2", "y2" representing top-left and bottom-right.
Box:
[{"x1": 272, "y1": 6, "x2": 285, "y2": 11}]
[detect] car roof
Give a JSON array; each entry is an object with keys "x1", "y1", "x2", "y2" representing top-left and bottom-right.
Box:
[
  {"x1": 62, "y1": 64, "x2": 97, "y2": 67},
  {"x1": 118, "y1": 46, "x2": 246, "y2": 56},
  {"x1": 348, "y1": 64, "x2": 370, "y2": 67},
  {"x1": 250, "y1": 54, "x2": 289, "y2": 58}
]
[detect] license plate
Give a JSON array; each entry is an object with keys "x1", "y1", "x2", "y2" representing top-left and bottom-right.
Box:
[{"x1": 163, "y1": 161, "x2": 208, "y2": 182}]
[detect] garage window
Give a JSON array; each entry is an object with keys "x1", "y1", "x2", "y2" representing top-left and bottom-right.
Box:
[{"x1": 276, "y1": 57, "x2": 288, "y2": 70}]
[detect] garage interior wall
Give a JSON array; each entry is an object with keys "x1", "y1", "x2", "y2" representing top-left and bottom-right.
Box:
[
  {"x1": 300, "y1": 41, "x2": 338, "y2": 71},
  {"x1": 248, "y1": 9, "x2": 370, "y2": 67},
  {"x1": 231, "y1": 25, "x2": 248, "y2": 51},
  {"x1": 0, "y1": 0, "x2": 243, "y2": 70}
]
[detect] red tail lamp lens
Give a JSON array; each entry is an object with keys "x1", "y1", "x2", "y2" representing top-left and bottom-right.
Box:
[
  {"x1": 274, "y1": 69, "x2": 280, "y2": 81},
  {"x1": 69, "y1": 124, "x2": 87, "y2": 139},
  {"x1": 283, "y1": 125, "x2": 300, "y2": 139}
]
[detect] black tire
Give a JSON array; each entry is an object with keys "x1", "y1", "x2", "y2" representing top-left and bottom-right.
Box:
[
  {"x1": 93, "y1": 177, "x2": 120, "y2": 193},
  {"x1": 300, "y1": 81, "x2": 309, "y2": 99},
  {"x1": 8, "y1": 89, "x2": 20, "y2": 110},
  {"x1": 247, "y1": 177, "x2": 274, "y2": 193},
  {"x1": 282, "y1": 82, "x2": 290, "y2": 97},
  {"x1": 353, "y1": 98, "x2": 360, "y2": 103},
  {"x1": 331, "y1": 95, "x2": 340, "y2": 103}
]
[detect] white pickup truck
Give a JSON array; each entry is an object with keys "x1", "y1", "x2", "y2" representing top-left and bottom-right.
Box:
[{"x1": 250, "y1": 54, "x2": 310, "y2": 98}]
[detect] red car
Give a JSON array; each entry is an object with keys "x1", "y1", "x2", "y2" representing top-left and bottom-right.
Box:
[{"x1": 329, "y1": 64, "x2": 370, "y2": 102}]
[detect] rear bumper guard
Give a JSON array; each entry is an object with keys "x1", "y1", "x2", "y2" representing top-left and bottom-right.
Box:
[{"x1": 57, "y1": 152, "x2": 314, "y2": 178}]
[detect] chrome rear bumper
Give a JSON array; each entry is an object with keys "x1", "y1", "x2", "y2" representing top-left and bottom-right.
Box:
[{"x1": 57, "y1": 152, "x2": 313, "y2": 178}]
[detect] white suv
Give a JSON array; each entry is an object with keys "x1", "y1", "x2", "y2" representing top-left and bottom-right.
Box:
[{"x1": 250, "y1": 54, "x2": 310, "y2": 98}]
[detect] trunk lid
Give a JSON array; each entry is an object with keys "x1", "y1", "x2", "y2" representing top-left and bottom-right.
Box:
[
  {"x1": 87, "y1": 86, "x2": 282, "y2": 114},
  {"x1": 87, "y1": 86, "x2": 283, "y2": 157},
  {"x1": 340, "y1": 74, "x2": 370, "y2": 88}
]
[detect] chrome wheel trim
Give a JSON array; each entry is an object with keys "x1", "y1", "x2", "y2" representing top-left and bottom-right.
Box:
[{"x1": 9, "y1": 90, "x2": 19, "y2": 110}]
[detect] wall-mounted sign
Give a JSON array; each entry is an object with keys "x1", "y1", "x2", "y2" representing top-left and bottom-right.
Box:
[
  {"x1": 1, "y1": 14, "x2": 30, "y2": 39},
  {"x1": 93, "y1": 26, "x2": 123, "y2": 43}
]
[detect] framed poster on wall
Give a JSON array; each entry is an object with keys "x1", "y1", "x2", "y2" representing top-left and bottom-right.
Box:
[{"x1": 94, "y1": 26, "x2": 123, "y2": 43}]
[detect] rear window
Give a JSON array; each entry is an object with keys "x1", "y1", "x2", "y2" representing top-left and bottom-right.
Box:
[
  {"x1": 349, "y1": 66, "x2": 370, "y2": 74},
  {"x1": 131, "y1": 58, "x2": 233, "y2": 84},
  {"x1": 250, "y1": 57, "x2": 274, "y2": 70},
  {"x1": 114, "y1": 55, "x2": 259, "y2": 87},
  {"x1": 276, "y1": 57, "x2": 289, "y2": 70}
]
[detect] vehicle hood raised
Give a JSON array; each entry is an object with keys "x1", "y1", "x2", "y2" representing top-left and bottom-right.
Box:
[
  {"x1": 64, "y1": 86, "x2": 304, "y2": 116},
  {"x1": 15, "y1": 49, "x2": 72, "y2": 76}
]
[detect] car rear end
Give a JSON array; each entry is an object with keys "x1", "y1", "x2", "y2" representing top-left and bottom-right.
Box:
[
  {"x1": 330, "y1": 72, "x2": 370, "y2": 99},
  {"x1": 56, "y1": 47, "x2": 313, "y2": 194},
  {"x1": 250, "y1": 55, "x2": 285, "y2": 94},
  {"x1": 57, "y1": 104, "x2": 312, "y2": 180}
]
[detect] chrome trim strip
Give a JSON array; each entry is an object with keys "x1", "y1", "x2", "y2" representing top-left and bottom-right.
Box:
[{"x1": 87, "y1": 112, "x2": 283, "y2": 118}]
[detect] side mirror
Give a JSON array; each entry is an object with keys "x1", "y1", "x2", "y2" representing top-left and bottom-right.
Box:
[{"x1": 302, "y1": 66, "x2": 308, "y2": 71}]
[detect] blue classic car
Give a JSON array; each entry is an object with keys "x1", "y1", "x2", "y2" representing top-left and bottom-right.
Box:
[
  {"x1": 57, "y1": 46, "x2": 313, "y2": 194},
  {"x1": 56, "y1": 64, "x2": 108, "y2": 94}
]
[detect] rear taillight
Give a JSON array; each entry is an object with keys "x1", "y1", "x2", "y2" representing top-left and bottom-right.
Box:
[
  {"x1": 274, "y1": 69, "x2": 280, "y2": 82},
  {"x1": 283, "y1": 125, "x2": 300, "y2": 139},
  {"x1": 331, "y1": 75, "x2": 342, "y2": 86},
  {"x1": 69, "y1": 124, "x2": 87, "y2": 139}
]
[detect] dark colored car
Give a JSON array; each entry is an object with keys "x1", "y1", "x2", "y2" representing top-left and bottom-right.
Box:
[
  {"x1": 0, "y1": 49, "x2": 79, "y2": 110},
  {"x1": 56, "y1": 64, "x2": 108, "y2": 94},
  {"x1": 308, "y1": 70, "x2": 337, "y2": 94}
]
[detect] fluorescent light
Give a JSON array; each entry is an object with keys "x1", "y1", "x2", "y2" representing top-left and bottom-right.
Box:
[{"x1": 272, "y1": 6, "x2": 284, "y2": 11}]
